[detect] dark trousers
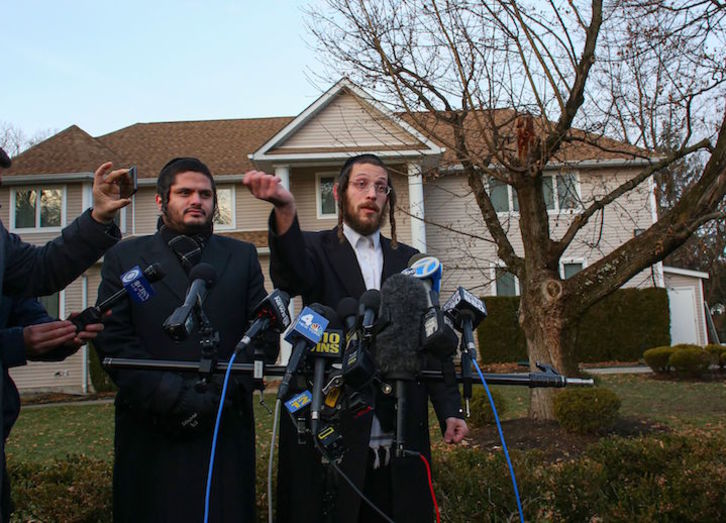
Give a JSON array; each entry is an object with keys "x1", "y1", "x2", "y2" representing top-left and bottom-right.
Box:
[{"x1": 358, "y1": 449, "x2": 393, "y2": 523}]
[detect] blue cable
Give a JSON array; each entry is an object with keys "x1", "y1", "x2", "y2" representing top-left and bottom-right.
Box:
[
  {"x1": 203, "y1": 351, "x2": 237, "y2": 523},
  {"x1": 471, "y1": 358, "x2": 524, "y2": 523}
]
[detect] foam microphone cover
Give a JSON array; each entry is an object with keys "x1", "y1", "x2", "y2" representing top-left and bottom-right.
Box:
[
  {"x1": 336, "y1": 297, "x2": 358, "y2": 334},
  {"x1": 189, "y1": 262, "x2": 217, "y2": 287},
  {"x1": 375, "y1": 273, "x2": 429, "y2": 379}
]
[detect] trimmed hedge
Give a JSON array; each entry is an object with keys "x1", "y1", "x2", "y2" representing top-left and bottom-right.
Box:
[
  {"x1": 434, "y1": 431, "x2": 726, "y2": 522},
  {"x1": 477, "y1": 288, "x2": 670, "y2": 363},
  {"x1": 10, "y1": 432, "x2": 726, "y2": 522},
  {"x1": 668, "y1": 346, "x2": 711, "y2": 377},
  {"x1": 705, "y1": 344, "x2": 726, "y2": 369},
  {"x1": 643, "y1": 346, "x2": 676, "y2": 373},
  {"x1": 467, "y1": 387, "x2": 507, "y2": 427},
  {"x1": 553, "y1": 387, "x2": 621, "y2": 434}
]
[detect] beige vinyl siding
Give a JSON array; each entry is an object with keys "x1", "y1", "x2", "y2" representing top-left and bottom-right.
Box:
[
  {"x1": 236, "y1": 184, "x2": 274, "y2": 231},
  {"x1": 424, "y1": 166, "x2": 657, "y2": 299},
  {"x1": 132, "y1": 186, "x2": 162, "y2": 235},
  {"x1": 272, "y1": 91, "x2": 422, "y2": 151}
]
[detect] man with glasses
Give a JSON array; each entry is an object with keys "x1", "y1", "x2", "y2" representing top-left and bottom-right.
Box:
[{"x1": 244, "y1": 154, "x2": 467, "y2": 523}]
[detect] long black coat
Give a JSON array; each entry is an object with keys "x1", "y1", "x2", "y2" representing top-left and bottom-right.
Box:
[
  {"x1": 270, "y1": 215, "x2": 463, "y2": 523},
  {"x1": 0, "y1": 210, "x2": 120, "y2": 522},
  {"x1": 93, "y1": 231, "x2": 267, "y2": 523}
]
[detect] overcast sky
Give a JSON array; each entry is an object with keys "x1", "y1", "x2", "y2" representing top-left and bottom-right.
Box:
[{"x1": 2, "y1": 0, "x2": 330, "y2": 138}]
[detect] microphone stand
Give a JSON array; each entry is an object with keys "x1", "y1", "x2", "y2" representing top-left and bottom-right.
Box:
[
  {"x1": 103, "y1": 357, "x2": 594, "y2": 388},
  {"x1": 195, "y1": 306, "x2": 220, "y2": 388}
]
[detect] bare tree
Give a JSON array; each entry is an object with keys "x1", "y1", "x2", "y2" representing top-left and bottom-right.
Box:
[
  {"x1": 0, "y1": 121, "x2": 55, "y2": 157},
  {"x1": 306, "y1": 0, "x2": 726, "y2": 419}
]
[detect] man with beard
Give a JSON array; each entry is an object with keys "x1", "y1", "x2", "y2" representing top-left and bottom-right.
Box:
[
  {"x1": 94, "y1": 157, "x2": 273, "y2": 522},
  {"x1": 244, "y1": 154, "x2": 468, "y2": 523}
]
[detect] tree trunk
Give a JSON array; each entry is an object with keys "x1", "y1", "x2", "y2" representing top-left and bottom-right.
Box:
[{"x1": 519, "y1": 272, "x2": 579, "y2": 420}]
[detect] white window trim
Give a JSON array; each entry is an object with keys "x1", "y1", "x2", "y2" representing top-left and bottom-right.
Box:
[
  {"x1": 488, "y1": 172, "x2": 583, "y2": 216},
  {"x1": 545, "y1": 172, "x2": 583, "y2": 215},
  {"x1": 559, "y1": 257, "x2": 587, "y2": 279},
  {"x1": 83, "y1": 183, "x2": 127, "y2": 233},
  {"x1": 490, "y1": 262, "x2": 520, "y2": 297},
  {"x1": 10, "y1": 185, "x2": 67, "y2": 232},
  {"x1": 214, "y1": 184, "x2": 236, "y2": 230},
  {"x1": 316, "y1": 172, "x2": 338, "y2": 219}
]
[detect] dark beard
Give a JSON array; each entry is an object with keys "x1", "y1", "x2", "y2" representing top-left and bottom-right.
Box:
[
  {"x1": 343, "y1": 203, "x2": 387, "y2": 236},
  {"x1": 161, "y1": 213, "x2": 214, "y2": 235}
]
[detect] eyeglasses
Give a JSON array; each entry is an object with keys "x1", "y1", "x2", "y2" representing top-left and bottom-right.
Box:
[{"x1": 349, "y1": 179, "x2": 391, "y2": 196}]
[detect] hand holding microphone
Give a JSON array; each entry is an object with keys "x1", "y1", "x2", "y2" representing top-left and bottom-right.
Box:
[{"x1": 71, "y1": 262, "x2": 165, "y2": 332}]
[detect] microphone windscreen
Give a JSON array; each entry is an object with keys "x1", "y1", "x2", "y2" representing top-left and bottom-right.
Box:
[
  {"x1": 359, "y1": 289, "x2": 381, "y2": 312},
  {"x1": 309, "y1": 303, "x2": 338, "y2": 325},
  {"x1": 375, "y1": 274, "x2": 429, "y2": 379},
  {"x1": 337, "y1": 297, "x2": 358, "y2": 325},
  {"x1": 189, "y1": 262, "x2": 217, "y2": 286}
]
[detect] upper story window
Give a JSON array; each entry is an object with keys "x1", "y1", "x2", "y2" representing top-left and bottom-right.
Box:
[
  {"x1": 214, "y1": 185, "x2": 235, "y2": 229},
  {"x1": 11, "y1": 186, "x2": 65, "y2": 231},
  {"x1": 487, "y1": 173, "x2": 580, "y2": 213},
  {"x1": 316, "y1": 173, "x2": 337, "y2": 219}
]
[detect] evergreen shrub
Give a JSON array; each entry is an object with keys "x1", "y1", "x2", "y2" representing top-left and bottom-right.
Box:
[
  {"x1": 467, "y1": 387, "x2": 507, "y2": 427},
  {"x1": 553, "y1": 387, "x2": 621, "y2": 434},
  {"x1": 668, "y1": 346, "x2": 711, "y2": 377},
  {"x1": 643, "y1": 346, "x2": 676, "y2": 373}
]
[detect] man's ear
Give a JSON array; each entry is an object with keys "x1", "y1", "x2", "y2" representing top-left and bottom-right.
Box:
[
  {"x1": 333, "y1": 182, "x2": 340, "y2": 202},
  {"x1": 155, "y1": 193, "x2": 163, "y2": 212}
]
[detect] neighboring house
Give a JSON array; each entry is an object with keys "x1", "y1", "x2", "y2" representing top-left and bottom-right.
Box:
[{"x1": 2, "y1": 79, "x2": 706, "y2": 393}]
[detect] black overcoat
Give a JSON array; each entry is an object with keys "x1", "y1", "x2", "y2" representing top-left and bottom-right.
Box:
[
  {"x1": 93, "y1": 231, "x2": 267, "y2": 523},
  {"x1": 0, "y1": 209, "x2": 120, "y2": 522},
  {"x1": 270, "y1": 215, "x2": 463, "y2": 523}
]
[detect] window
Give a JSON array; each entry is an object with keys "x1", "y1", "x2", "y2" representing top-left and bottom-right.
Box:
[
  {"x1": 488, "y1": 178, "x2": 519, "y2": 213},
  {"x1": 12, "y1": 187, "x2": 64, "y2": 230},
  {"x1": 543, "y1": 173, "x2": 579, "y2": 211},
  {"x1": 494, "y1": 267, "x2": 519, "y2": 296},
  {"x1": 489, "y1": 173, "x2": 579, "y2": 214},
  {"x1": 561, "y1": 262, "x2": 584, "y2": 279},
  {"x1": 316, "y1": 173, "x2": 337, "y2": 218},
  {"x1": 38, "y1": 292, "x2": 60, "y2": 318},
  {"x1": 214, "y1": 185, "x2": 235, "y2": 229}
]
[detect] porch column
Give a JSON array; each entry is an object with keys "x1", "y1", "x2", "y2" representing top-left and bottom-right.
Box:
[
  {"x1": 408, "y1": 161, "x2": 427, "y2": 253},
  {"x1": 274, "y1": 164, "x2": 290, "y2": 190},
  {"x1": 273, "y1": 164, "x2": 293, "y2": 364}
]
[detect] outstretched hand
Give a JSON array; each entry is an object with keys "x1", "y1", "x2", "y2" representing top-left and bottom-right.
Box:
[{"x1": 243, "y1": 170, "x2": 297, "y2": 234}]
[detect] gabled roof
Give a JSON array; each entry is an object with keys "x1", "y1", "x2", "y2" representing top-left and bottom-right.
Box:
[
  {"x1": 4, "y1": 125, "x2": 124, "y2": 176},
  {"x1": 250, "y1": 78, "x2": 444, "y2": 165},
  {"x1": 99, "y1": 117, "x2": 293, "y2": 179}
]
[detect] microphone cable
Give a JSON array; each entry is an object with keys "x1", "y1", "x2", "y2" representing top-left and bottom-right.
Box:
[
  {"x1": 203, "y1": 351, "x2": 238, "y2": 523},
  {"x1": 400, "y1": 449, "x2": 441, "y2": 523},
  {"x1": 471, "y1": 358, "x2": 524, "y2": 523},
  {"x1": 312, "y1": 436, "x2": 395, "y2": 523},
  {"x1": 267, "y1": 399, "x2": 282, "y2": 523}
]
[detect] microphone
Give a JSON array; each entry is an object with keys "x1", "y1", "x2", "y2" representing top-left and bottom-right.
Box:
[
  {"x1": 376, "y1": 273, "x2": 430, "y2": 456},
  {"x1": 443, "y1": 287, "x2": 488, "y2": 415},
  {"x1": 308, "y1": 306, "x2": 342, "y2": 435},
  {"x1": 72, "y1": 263, "x2": 165, "y2": 332},
  {"x1": 342, "y1": 293, "x2": 379, "y2": 390},
  {"x1": 236, "y1": 289, "x2": 292, "y2": 354},
  {"x1": 277, "y1": 304, "x2": 331, "y2": 401},
  {"x1": 403, "y1": 255, "x2": 457, "y2": 358},
  {"x1": 162, "y1": 263, "x2": 217, "y2": 341},
  {"x1": 358, "y1": 289, "x2": 381, "y2": 330},
  {"x1": 337, "y1": 297, "x2": 358, "y2": 337}
]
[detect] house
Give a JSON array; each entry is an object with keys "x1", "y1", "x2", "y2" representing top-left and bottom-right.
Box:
[{"x1": 2, "y1": 79, "x2": 707, "y2": 393}]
